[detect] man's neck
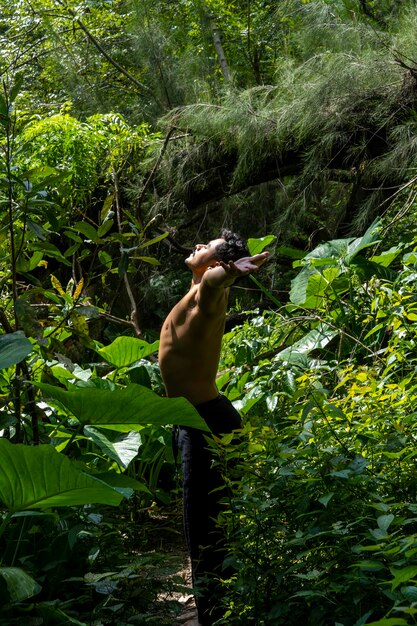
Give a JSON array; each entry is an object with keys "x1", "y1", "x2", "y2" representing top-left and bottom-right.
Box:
[{"x1": 191, "y1": 271, "x2": 204, "y2": 286}]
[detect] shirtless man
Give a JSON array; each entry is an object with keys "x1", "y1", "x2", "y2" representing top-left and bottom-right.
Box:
[{"x1": 159, "y1": 230, "x2": 268, "y2": 626}]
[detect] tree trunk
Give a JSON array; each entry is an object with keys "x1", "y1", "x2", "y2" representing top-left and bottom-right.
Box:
[{"x1": 208, "y1": 16, "x2": 232, "y2": 82}]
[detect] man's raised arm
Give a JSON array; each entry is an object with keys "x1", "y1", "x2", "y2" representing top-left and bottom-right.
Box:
[{"x1": 203, "y1": 252, "x2": 269, "y2": 289}]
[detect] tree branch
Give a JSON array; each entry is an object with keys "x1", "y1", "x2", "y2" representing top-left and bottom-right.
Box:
[
  {"x1": 112, "y1": 168, "x2": 142, "y2": 338},
  {"x1": 135, "y1": 127, "x2": 175, "y2": 225}
]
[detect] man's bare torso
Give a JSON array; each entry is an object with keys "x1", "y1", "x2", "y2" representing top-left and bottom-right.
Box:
[{"x1": 159, "y1": 284, "x2": 228, "y2": 406}]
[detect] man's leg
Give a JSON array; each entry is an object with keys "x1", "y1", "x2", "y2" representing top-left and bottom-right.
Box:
[{"x1": 179, "y1": 396, "x2": 242, "y2": 626}]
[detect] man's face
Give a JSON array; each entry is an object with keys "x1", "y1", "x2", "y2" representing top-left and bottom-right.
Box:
[{"x1": 185, "y1": 238, "x2": 225, "y2": 271}]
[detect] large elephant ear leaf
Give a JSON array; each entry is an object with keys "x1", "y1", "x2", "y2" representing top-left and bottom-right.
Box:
[
  {"x1": 0, "y1": 439, "x2": 125, "y2": 512},
  {"x1": 36, "y1": 383, "x2": 209, "y2": 432},
  {"x1": 97, "y1": 336, "x2": 159, "y2": 367}
]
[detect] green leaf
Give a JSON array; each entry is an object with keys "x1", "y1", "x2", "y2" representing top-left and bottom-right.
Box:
[
  {"x1": 138, "y1": 232, "x2": 169, "y2": 248},
  {"x1": 390, "y1": 565, "x2": 417, "y2": 590},
  {"x1": 0, "y1": 93, "x2": 9, "y2": 120},
  {"x1": 247, "y1": 235, "x2": 276, "y2": 255},
  {"x1": 15, "y1": 251, "x2": 43, "y2": 272},
  {"x1": 31, "y1": 242, "x2": 72, "y2": 266},
  {"x1": 84, "y1": 427, "x2": 141, "y2": 469},
  {"x1": 99, "y1": 250, "x2": 112, "y2": 268},
  {"x1": 345, "y1": 219, "x2": 381, "y2": 264},
  {"x1": 350, "y1": 257, "x2": 397, "y2": 282},
  {"x1": 377, "y1": 514, "x2": 394, "y2": 533},
  {"x1": 37, "y1": 383, "x2": 209, "y2": 431},
  {"x1": 354, "y1": 560, "x2": 385, "y2": 571},
  {"x1": 9, "y1": 72, "x2": 24, "y2": 103},
  {"x1": 303, "y1": 238, "x2": 353, "y2": 262},
  {"x1": 318, "y1": 492, "x2": 334, "y2": 507},
  {"x1": 278, "y1": 324, "x2": 337, "y2": 360},
  {"x1": 97, "y1": 219, "x2": 114, "y2": 237},
  {"x1": 98, "y1": 337, "x2": 159, "y2": 367},
  {"x1": 94, "y1": 471, "x2": 150, "y2": 494},
  {"x1": 401, "y1": 586, "x2": 417, "y2": 602},
  {"x1": 370, "y1": 245, "x2": 402, "y2": 268},
  {"x1": 73, "y1": 221, "x2": 99, "y2": 241},
  {"x1": 0, "y1": 567, "x2": 41, "y2": 602},
  {"x1": 289, "y1": 269, "x2": 329, "y2": 307},
  {"x1": 0, "y1": 440, "x2": 125, "y2": 511},
  {"x1": 100, "y1": 194, "x2": 114, "y2": 222},
  {"x1": 0, "y1": 332, "x2": 32, "y2": 369},
  {"x1": 366, "y1": 617, "x2": 408, "y2": 626},
  {"x1": 134, "y1": 255, "x2": 160, "y2": 265}
]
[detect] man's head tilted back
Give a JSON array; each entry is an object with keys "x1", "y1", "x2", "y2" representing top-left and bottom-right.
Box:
[{"x1": 214, "y1": 229, "x2": 249, "y2": 263}]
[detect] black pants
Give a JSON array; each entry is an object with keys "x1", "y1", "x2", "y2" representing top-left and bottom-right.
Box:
[{"x1": 179, "y1": 395, "x2": 242, "y2": 626}]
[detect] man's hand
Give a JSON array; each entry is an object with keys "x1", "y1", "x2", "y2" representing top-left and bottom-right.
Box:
[
  {"x1": 203, "y1": 251, "x2": 269, "y2": 289},
  {"x1": 218, "y1": 252, "x2": 269, "y2": 280}
]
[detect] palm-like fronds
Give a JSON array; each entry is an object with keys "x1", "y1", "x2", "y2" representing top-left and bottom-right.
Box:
[{"x1": 149, "y1": 2, "x2": 417, "y2": 238}]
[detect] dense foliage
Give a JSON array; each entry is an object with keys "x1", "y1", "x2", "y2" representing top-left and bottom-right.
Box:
[{"x1": 2, "y1": 1, "x2": 417, "y2": 625}]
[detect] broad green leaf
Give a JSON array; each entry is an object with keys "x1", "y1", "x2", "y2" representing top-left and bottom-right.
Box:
[
  {"x1": 31, "y1": 242, "x2": 71, "y2": 266},
  {"x1": 345, "y1": 219, "x2": 381, "y2": 264},
  {"x1": 318, "y1": 492, "x2": 334, "y2": 507},
  {"x1": 370, "y1": 245, "x2": 402, "y2": 267},
  {"x1": 97, "y1": 220, "x2": 114, "y2": 237},
  {"x1": 0, "y1": 567, "x2": 41, "y2": 602},
  {"x1": 84, "y1": 427, "x2": 141, "y2": 468},
  {"x1": 99, "y1": 250, "x2": 112, "y2": 268},
  {"x1": 290, "y1": 269, "x2": 328, "y2": 307},
  {"x1": 98, "y1": 337, "x2": 159, "y2": 367},
  {"x1": 377, "y1": 514, "x2": 394, "y2": 533},
  {"x1": 233, "y1": 396, "x2": 261, "y2": 415},
  {"x1": 15, "y1": 251, "x2": 43, "y2": 272},
  {"x1": 303, "y1": 238, "x2": 353, "y2": 262},
  {"x1": 247, "y1": 235, "x2": 276, "y2": 255},
  {"x1": 390, "y1": 565, "x2": 417, "y2": 590},
  {"x1": 0, "y1": 332, "x2": 32, "y2": 369},
  {"x1": 403, "y1": 252, "x2": 417, "y2": 266},
  {"x1": 0, "y1": 439, "x2": 124, "y2": 511},
  {"x1": 74, "y1": 221, "x2": 99, "y2": 241},
  {"x1": 278, "y1": 324, "x2": 337, "y2": 360},
  {"x1": 401, "y1": 586, "x2": 417, "y2": 602},
  {"x1": 350, "y1": 257, "x2": 397, "y2": 282},
  {"x1": 37, "y1": 383, "x2": 209, "y2": 431}
]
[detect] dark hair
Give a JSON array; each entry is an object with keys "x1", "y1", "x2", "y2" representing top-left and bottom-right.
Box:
[{"x1": 214, "y1": 229, "x2": 249, "y2": 263}]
